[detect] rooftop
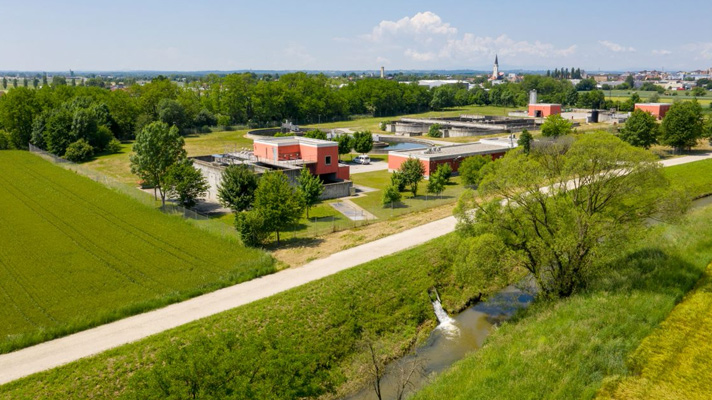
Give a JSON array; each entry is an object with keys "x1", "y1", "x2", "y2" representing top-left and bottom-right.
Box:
[
  {"x1": 253, "y1": 136, "x2": 338, "y2": 147},
  {"x1": 390, "y1": 138, "x2": 517, "y2": 160}
]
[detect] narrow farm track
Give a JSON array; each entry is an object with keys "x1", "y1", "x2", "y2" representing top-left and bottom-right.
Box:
[{"x1": 0, "y1": 151, "x2": 710, "y2": 386}]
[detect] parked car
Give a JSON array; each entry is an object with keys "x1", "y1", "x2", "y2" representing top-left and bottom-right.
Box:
[{"x1": 354, "y1": 155, "x2": 371, "y2": 165}]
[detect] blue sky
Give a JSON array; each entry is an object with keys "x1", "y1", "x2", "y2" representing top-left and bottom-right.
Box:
[{"x1": 3, "y1": 0, "x2": 711, "y2": 72}]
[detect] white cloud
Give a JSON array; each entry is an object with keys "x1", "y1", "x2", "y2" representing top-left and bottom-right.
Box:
[
  {"x1": 404, "y1": 49, "x2": 436, "y2": 61},
  {"x1": 441, "y1": 34, "x2": 577, "y2": 59},
  {"x1": 366, "y1": 11, "x2": 457, "y2": 41},
  {"x1": 651, "y1": 49, "x2": 672, "y2": 56},
  {"x1": 684, "y1": 42, "x2": 712, "y2": 59},
  {"x1": 598, "y1": 40, "x2": 636, "y2": 53},
  {"x1": 362, "y1": 12, "x2": 577, "y2": 66}
]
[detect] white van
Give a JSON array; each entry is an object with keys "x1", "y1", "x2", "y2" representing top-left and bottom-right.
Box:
[{"x1": 354, "y1": 155, "x2": 371, "y2": 165}]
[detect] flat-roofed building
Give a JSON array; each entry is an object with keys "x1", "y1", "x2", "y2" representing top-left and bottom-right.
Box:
[
  {"x1": 634, "y1": 103, "x2": 671, "y2": 120},
  {"x1": 388, "y1": 137, "x2": 517, "y2": 177}
]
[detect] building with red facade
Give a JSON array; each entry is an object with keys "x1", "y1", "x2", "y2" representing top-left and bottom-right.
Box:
[
  {"x1": 528, "y1": 103, "x2": 562, "y2": 118},
  {"x1": 193, "y1": 136, "x2": 352, "y2": 202},
  {"x1": 634, "y1": 103, "x2": 671, "y2": 120},
  {"x1": 252, "y1": 136, "x2": 350, "y2": 181},
  {"x1": 388, "y1": 137, "x2": 517, "y2": 178}
]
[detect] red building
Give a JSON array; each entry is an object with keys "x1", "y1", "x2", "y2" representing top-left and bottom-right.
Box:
[
  {"x1": 388, "y1": 138, "x2": 516, "y2": 178},
  {"x1": 253, "y1": 136, "x2": 350, "y2": 181},
  {"x1": 634, "y1": 103, "x2": 671, "y2": 120},
  {"x1": 528, "y1": 103, "x2": 562, "y2": 118}
]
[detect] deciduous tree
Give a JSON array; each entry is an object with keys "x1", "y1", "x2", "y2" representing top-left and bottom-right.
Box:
[
  {"x1": 217, "y1": 164, "x2": 259, "y2": 212},
  {"x1": 620, "y1": 109, "x2": 659, "y2": 149},
  {"x1": 458, "y1": 155, "x2": 491, "y2": 187},
  {"x1": 130, "y1": 122, "x2": 186, "y2": 205},
  {"x1": 399, "y1": 158, "x2": 424, "y2": 197},
  {"x1": 540, "y1": 114, "x2": 573, "y2": 137},
  {"x1": 252, "y1": 171, "x2": 304, "y2": 244},
  {"x1": 660, "y1": 100, "x2": 704, "y2": 152},
  {"x1": 455, "y1": 133, "x2": 679, "y2": 298},
  {"x1": 165, "y1": 159, "x2": 209, "y2": 207},
  {"x1": 297, "y1": 167, "x2": 324, "y2": 218},
  {"x1": 352, "y1": 131, "x2": 373, "y2": 154}
]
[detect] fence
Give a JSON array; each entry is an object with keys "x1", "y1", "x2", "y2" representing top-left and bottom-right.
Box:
[{"x1": 27, "y1": 144, "x2": 236, "y2": 239}]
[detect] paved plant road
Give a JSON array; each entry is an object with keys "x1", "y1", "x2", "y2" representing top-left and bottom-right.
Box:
[{"x1": 0, "y1": 152, "x2": 710, "y2": 385}]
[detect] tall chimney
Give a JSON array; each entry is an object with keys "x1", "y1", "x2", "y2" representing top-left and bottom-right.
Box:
[{"x1": 380, "y1": 66, "x2": 385, "y2": 79}]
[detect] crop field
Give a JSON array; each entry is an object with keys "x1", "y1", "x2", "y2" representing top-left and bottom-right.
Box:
[
  {"x1": 596, "y1": 265, "x2": 712, "y2": 400},
  {"x1": 0, "y1": 151, "x2": 274, "y2": 353}
]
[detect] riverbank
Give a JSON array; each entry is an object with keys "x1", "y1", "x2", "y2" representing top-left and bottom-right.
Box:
[{"x1": 411, "y1": 203, "x2": 712, "y2": 399}]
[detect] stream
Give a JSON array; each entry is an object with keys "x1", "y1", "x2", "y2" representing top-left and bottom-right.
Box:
[
  {"x1": 344, "y1": 194, "x2": 712, "y2": 400},
  {"x1": 343, "y1": 284, "x2": 534, "y2": 400}
]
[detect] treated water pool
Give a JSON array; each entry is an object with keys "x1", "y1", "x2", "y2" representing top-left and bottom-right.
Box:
[{"x1": 381, "y1": 142, "x2": 428, "y2": 151}]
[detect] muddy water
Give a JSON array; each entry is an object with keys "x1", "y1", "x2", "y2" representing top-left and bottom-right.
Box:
[{"x1": 343, "y1": 286, "x2": 534, "y2": 400}]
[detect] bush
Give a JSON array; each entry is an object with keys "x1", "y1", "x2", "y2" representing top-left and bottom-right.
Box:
[
  {"x1": 435, "y1": 163, "x2": 452, "y2": 183},
  {"x1": 0, "y1": 130, "x2": 9, "y2": 150},
  {"x1": 390, "y1": 171, "x2": 407, "y2": 192},
  {"x1": 382, "y1": 184, "x2": 402, "y2": 206},
  {"x1": 217, "y1": 114, "x2": 231, "y2": 129},
  {"x1": 106, "y1": 138, "x2": 122, "y2": 154},
  {"x1": 64, "y1": 139, "x2": 94, "y2": 162},
  {"x1": 428, "y1": 123, "x2": 442, "y2": 138},
  {"x1": 235, "y1": 211, "x2": 269, "y2": 247}
]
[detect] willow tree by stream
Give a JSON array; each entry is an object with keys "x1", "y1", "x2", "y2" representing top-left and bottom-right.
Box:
[{"x1": 455, "y1": 132, "x2": 685, "y2": 298}]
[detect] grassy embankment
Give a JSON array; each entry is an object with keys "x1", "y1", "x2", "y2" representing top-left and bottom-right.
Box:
[
  {"x1": 0, "y1": 146, "x2": 709, "y2": 399},
  {"x1": 596, "y1": 264, "x2": 712, "y2": 399},
  {"x1": 0, "y1": 234, "x2": 506, "y2": 399},
  {"x1": 410, "y1": 160, "x2": 712, "y2": 400},
  {"x1": 0, "y1": 151, "x2": 274, "y2": 354}
]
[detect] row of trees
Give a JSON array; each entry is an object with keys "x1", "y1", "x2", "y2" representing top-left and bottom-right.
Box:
[
  {"x1": 620, "y1": 100, "x2": 712, "y2": 151},
  {"x1": 217, "y1": 163, "x2": 325, "y2": 246}
]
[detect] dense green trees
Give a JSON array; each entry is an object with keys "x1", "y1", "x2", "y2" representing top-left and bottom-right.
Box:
[
  {"x1": 620, "y1": 109, "x2": 659, "y2": 149},
  {"x1": 456, "y1": 133, "x2": 678, "y2": 298},
  {"x1": 458, "y1": 155, "x2": 491, "y2": 187},
  {"x1": 130, "y1": 122, "x2": 186, "y2": 205},
  {"x1": 334, "y1": 134, "x2": 352, "y2": 160},
  {"x1": 660, "y1": 101, "x2": 705, "y2": 152}
]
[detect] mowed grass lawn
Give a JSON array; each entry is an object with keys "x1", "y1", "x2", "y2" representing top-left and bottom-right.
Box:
[
  {"x1": 0, "y1": 151, "x2": 274, "y2": 353},
  {"x1": 351, "y1": 170, "x2": 468, "y2": 219}
]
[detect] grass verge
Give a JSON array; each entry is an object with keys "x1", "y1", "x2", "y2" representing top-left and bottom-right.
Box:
[
  {"x1": 596, "y1": 264, "x2": 712, "y2": 399},
  {"x1": 411, "y1": 206, "x2": 712, "y2": 399},
  {"x1": 0, "y1": 234, "x2": 505, "y2": 399}
]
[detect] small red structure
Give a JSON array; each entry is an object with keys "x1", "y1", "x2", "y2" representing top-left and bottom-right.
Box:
[
  {"x1": 388, "y1": 138, "x2": 516, "y2": 178},
  {"x1": 528, "y1": 103, "x2": 562, "y2": 118},
  {"x1": 634, "y1": 103, "x2": 671, "y2": 120},
  {"x1": 253, "y1": 136, "x2": 349, "y2": 181}
]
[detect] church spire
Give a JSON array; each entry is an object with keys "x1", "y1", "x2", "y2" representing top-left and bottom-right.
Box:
[{"x1": 494, "y1": 54, "x2": 498, "y2": 65}]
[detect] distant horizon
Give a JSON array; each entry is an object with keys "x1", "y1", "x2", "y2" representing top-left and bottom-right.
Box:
[
  {"x1": 2, "y1": 1, "x2": 711, "y2": 72},
  {"x1": 0, "y1": 66, "x2": 707, "y2": 76}
]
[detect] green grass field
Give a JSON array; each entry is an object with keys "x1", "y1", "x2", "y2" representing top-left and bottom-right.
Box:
[
  {"x1": 596, "y1": 265, "x2": 712, "y2": 400},
  {"x1": 0, "y1": 234, "x2": 505, "y2": 400},
  {"x1": 409, "y1": 160, "x2": 712, "y2": 400},
  {"x1": 350, "y1": 171, "x2": 468, "y2": 219},
  {"x1": 0, "y1": 151, "x2": 274, "y2": 353}
]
